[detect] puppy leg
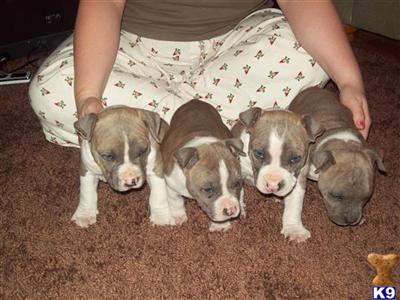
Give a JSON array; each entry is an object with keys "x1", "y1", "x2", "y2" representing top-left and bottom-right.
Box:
[
  {"x1": 147, "y1": 174, "x2": 175, "y2": 226},
  {"x1": 281, "y1": 173, "x2": 310, "y2": 242},
  {"x1": 166, "y1": 186, "x2": 188, "y2": 225},
  {"x1": 72, "y1": 172, "x2": 99, "y2": 228},
  {"x1": 209, "y1": 221, "x2": 232, "y2": 232},
  {"x1": 239, "y1": 188, "x2": 246, "y2": 218}
]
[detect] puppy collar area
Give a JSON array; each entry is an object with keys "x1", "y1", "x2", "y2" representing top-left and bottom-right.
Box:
[{"x1": 315, "y1": 129, "x2": 362, "y2": 151}]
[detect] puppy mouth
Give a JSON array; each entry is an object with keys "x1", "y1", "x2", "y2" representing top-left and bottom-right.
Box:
[
  {"x1": 108, "y1": 178, "x2": 145, "y2": 192},
  {"x1": 329, "y1": 215, "x2": 363, "y2": 226}
]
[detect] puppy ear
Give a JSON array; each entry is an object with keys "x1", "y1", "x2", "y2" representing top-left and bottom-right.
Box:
[
  {"x1": 225, "y1": 138, "x2": 246, "y2": 157},
  {"x1": 174, "y1": 147, "x2": 199, "y2": 170},
  {"x1": 312, "y1": 150, "x2": 335, "y2": 174},
  {"x1": 73, "y1": 113, "x2": 97, "y2": 141},
  {"x1": 141, "y1": 110, "x2": 162, "y2": 143},
  {"x1": 366, "y1": 149, "x2": 387, "y2": 174},
  {"x1": 239, "y1": 107, "x2": 262, "y2": 131},
  {"x1": 302, "y1": 115, "x2": 324, "y2": 142}
]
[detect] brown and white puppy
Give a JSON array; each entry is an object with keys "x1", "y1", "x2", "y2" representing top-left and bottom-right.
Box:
[
  {"x1": 161, "y1": 99, "x2": 245, "y2": 232},
  {"x1": 289, "y1": 87, "x2": 386, "y2": 226},
  {"x1": 232, "y1": 108, "x2": 322, "y2": 242},
  {"x1": 72, "y1": 105, "x2": 174, "y2": 228}
]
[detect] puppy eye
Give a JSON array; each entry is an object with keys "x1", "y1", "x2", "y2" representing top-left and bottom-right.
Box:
[
  {"x1": 201, "y1": 186, "x2": 214, "y2": 194},
  {"x1": 138, "y1": 145, "x2": 149, "y2": 156},
  {"x1": 253, "y1": 149, "x2": 265, "y2": 160},
  {"x1": 101, "y1": 153, "x2": 115, "y2": 161},
  {"x1": 330, "y1": 192, "x2": 344, "y2": 201},
  {"x1": 232, "y1": 180, "x2": 242, "y2": 189},
  {"x1": 289, "y1": 155, "x2": 302, "y2": 164}
]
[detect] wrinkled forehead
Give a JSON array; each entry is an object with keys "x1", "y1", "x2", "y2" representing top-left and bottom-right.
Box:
[
  {"x1": 335, "y1": 149, "x2": 374, "y2": 175},
  {"x1": 196, "y1": 143, "x2": 241, "y2": 176},
  {"x1": 251, "y1": 112, "x2": 308, "y2": 149},
  {"x1": 92, "y1": 109, "x2": 149, "y2": 149}
]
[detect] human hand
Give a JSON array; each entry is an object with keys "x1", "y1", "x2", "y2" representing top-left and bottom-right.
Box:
[
  {"x1": 339, "y1": 84, "x2": 371, "y2": 139},
  {"x1": 77, "y1": 96, "x2": 104, "y2": 118}
]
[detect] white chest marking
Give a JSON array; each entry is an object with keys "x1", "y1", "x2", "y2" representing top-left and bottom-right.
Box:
[
  {"x1": 166, "y1": 163, "x2": 192, "y2": 199},
  {"x1": 81, "y1": 140, "x2": 103, "y2": 176}
]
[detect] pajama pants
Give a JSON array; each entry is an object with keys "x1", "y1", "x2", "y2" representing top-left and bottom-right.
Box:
[{"x1": 29, "y1": 8, "x2": 329, "y2": 148}]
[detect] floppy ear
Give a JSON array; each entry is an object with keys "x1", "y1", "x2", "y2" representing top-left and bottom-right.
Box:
[
  {"x1": 174, "y1": 147, "x2": 199, "y2": 170},
  {"x1": 302, "y1": 115, "x2": 324, "y2": 142},
  {"x1": 73, "y1": 113, "x2": 98, "y2": 141},
  {"x1": 239, "y1": 107, "x2": 262, "y2": 131},
  {"x1": 312, "y1": 150, "x2": 335, "y2": 174},
  {"x1": 366, "y1": 148, "x2": 387, "y2": 174},
  {"x1": 141, "y1": 110, "x2": 162, "y2": 143},
  {"x1": 225, "y1": 138, "x2": 246, "y2": 157}
]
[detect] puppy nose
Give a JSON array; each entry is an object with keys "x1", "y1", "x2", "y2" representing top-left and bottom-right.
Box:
[
  {"x1": 343, "y1": 212, "x2": 360, "y2": 225},
  {"x1": 266, "y1": 180, "x2": 283, "y2": 193},
  {"x1": 124, "y1": 176, "x2": 140, "y2": 187},
  {"x1": 223, "y1": 205, "x2": 238, "y2": 217}
]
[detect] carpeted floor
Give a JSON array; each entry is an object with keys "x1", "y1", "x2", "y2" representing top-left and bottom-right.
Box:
[{"x1": 1, "y1": 31, "x2": 399, "y2": 299}]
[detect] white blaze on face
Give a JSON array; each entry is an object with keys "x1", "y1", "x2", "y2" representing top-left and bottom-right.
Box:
[
  {"x1": 213, "y1": 159, "x2": 240, "y2": 221},
  {"x1": 256, "y1": 130, "x2": 296, "y2": 197},
  {"x1": 117, "y1": 132, "x2": 144, "y2": 191}
]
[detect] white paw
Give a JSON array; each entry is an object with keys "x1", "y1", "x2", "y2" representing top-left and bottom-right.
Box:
[
  {"x1": 271, "y1": 196, "x2": 282, "y2": 203},
  {"x1": 150, "y1": 212, "x2": 176, "y2": 226},
  {"x1": 281, "y1": 224, "x2": 311, "y2": 242},
  {"x1": 71, "y1": 209, "x2": 97, "y2": 228},
  {"x1": 172, "y1": 213, "x2": 188, "y2": 225},
  {"x1": 209, "y1": 221, "x2": 232, "y2": 232}
]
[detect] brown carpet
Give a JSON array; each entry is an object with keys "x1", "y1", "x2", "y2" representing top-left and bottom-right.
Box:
[{"x1": 1, "y1": 31, "x2": 399, "y2": 299}]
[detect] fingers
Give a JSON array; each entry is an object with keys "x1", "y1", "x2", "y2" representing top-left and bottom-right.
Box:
[
  {"x1": 79, "y1": 97, "x2": 104, "y2": 118},
  {"x1": 339, "y1": 85, "x2": 371, "y2": 140}
]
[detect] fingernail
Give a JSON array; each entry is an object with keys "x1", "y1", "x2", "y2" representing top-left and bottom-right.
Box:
[{"x1": 358, "y1": 121, "x2": 365, "y2": 128}]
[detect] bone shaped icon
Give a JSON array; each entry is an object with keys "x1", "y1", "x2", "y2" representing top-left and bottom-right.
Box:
[{"x1": 368, "y1": 253, "x2": 399, "y2": 286}]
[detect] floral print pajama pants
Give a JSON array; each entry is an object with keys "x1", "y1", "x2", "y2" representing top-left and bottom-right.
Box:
[{"x1": 29, "y1": 8, "x2": 329, "y2": 147}]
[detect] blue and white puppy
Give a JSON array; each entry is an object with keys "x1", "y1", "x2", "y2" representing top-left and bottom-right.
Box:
[
  {"x1": 73, "y1": 106, "x2": 174, "y2": 227},
  {"x1": 232, "y1": 107, "x2": 322, "y2": 242}
]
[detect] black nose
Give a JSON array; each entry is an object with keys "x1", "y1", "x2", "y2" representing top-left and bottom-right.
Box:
[
  {"x1": 278, "y1": 181, "x2": 284, "y2": 191},
  {"x1": 125, "y1": 178, "x2": 137, "y2": 188},
  {"x1": 223, "y1": 208, "x2": 235, "y2": 217}
]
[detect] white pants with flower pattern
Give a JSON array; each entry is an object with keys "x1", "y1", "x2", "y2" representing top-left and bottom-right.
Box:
[{"x1": 29, "y1": 8, "x2": 329, "y2": 147}]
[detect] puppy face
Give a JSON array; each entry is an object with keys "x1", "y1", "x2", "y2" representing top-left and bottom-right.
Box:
[
  {"x1": 75, "y1": 106, "x2": 162, "y2": 192},
  {"x1": 240, "y1": 109, "x2": 320, "y2": 197},
  {"x1": 313, "y1": 141, "x2": 385, "y2": 225},
  {"x1": 175, "y1": 141, "x2": 243, "y2": 222}
]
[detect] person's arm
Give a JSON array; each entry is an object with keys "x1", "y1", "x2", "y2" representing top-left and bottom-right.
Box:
[
  {"x1": 277, "y1": 0, "x2": 370, "y2": 139},
  {"x1": 74, "y1": 0, "x2": 126, "y2": 117}
]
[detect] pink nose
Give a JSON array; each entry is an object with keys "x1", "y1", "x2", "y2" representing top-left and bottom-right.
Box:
[
  {"x1": 223, "y1": 205, "x2": 239, "y2": 217},
  {"x1": 265, "y1": 180, "x2": 282, "y2": 193},
  {"x1": 124, "y1": 176, "x2": 141, "y2": 187}
]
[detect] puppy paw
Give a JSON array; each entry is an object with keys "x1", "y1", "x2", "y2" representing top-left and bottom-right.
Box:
[
  {"x1": 271, "y1": 196, "x2": 282, "y2": 204},
  {"x1": 71, "y1": 211, "x2": 97, "y2": 228},
  {"x1": 209, "y1": 221, "x2": 232, "y2": 232},
  {"x1": 281, "y1": 225, "x2": 311, "y2": 242},
  {"x1": 150, "y1": 213, "x2": 176, "y2": 226},
  {"x1": 172, "y1": 213, "x2": 188, "y2": 225}
]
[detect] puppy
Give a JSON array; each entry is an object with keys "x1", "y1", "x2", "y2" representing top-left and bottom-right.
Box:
[
  {"x1": 72, "y1": 105, "x2": 174, "y2": 227},
  {"x1": 232, "y1": 108, "x2": 322, "y2": 242},
  {"x1": 289, "y1": 87, "x2": 386, "y2": 225},
  {"x1": 161, "y1": 100, "x2": 245, "y2": 232}
]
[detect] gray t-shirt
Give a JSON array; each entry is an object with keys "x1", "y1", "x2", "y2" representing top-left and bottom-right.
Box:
[{"x1": 121, "y1": 0, "x2": 274, "y2": 41}]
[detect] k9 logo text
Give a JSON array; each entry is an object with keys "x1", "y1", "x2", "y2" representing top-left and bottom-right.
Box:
[{"x1": 373, "y1": 287, "x2": 397, "y2": 300}]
